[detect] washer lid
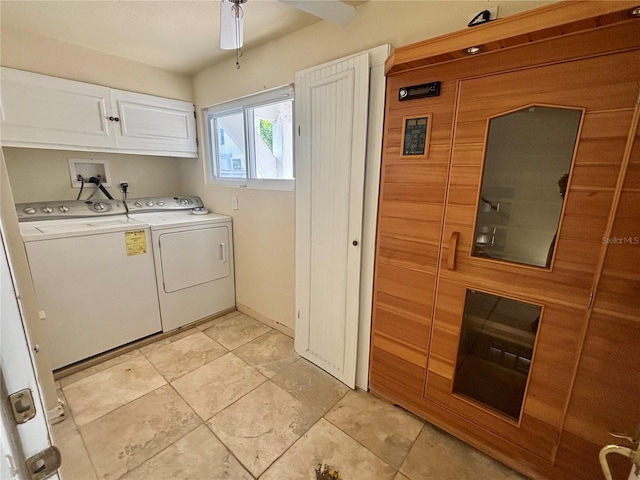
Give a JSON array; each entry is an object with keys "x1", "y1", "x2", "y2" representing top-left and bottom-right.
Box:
[{"x1": 20, "y1": 217, "x2": 149, "y2": 241}]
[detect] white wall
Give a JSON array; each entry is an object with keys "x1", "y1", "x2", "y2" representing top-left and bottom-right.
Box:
[{"x1": 184, "y1": 0, "x2": 555, "y2": 331}]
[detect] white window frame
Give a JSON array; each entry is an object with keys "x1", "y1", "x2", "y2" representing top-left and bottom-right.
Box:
[{"x1": 203, "y1": 85, "x2": 295, "y2": 190}]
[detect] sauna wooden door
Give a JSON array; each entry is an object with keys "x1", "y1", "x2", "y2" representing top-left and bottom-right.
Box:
[{"x1": 425, "y1": 51, "x2": 640, "y2": 460}]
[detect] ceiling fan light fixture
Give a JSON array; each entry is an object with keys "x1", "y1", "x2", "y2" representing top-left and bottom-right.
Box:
[
  {"x1": 220, "y1": 0, "x2": 245, "y2": 50},
  {"x1": 220, "y1": 0, "x2": 246, "y2": 69}
]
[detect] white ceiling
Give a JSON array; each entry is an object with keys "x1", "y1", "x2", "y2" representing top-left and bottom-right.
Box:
[{"x1": 0, "y1": 0, "x2": 337, "y2": 74}]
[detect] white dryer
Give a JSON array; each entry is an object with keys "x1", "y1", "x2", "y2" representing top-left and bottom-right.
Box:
[{"x1": 129, "y1": 199, "x2": 235, "y2": 332}]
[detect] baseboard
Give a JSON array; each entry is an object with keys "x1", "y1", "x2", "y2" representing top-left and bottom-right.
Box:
[
  {"x1": 236, "y1": 303, "x2": 294, "y2": 339},
  {"x1": 48, "y1": 398, "x2": 66, "y2": 425}
]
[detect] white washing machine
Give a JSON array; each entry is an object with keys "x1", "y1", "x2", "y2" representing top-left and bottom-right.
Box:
[
  {"x1": 17, "y1": 201, "x2": 162, "y2": 369},
  {"x1": 128, "y1": 197, "x2": 235, "y2": 332}
]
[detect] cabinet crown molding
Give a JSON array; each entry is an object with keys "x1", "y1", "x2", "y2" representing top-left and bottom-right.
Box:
[{"x1": 385, "y1": 1, "x2": 640, "y2": 75}]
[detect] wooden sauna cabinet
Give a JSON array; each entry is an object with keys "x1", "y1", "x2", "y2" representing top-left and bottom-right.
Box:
[{"x1": 369, "y1": 2, "x2": 640, "y2": 479}]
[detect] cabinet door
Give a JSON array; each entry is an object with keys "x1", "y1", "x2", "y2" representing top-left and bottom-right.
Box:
[
  {"x1": 426, "y1": 51, "x2": 640, "y2": 460},
  {"x1": 111, "y1": 89, "x2": 197, "y2": 157},
  {"x1": 0, "y1": 67, "x2": 114, "y2": 149}
]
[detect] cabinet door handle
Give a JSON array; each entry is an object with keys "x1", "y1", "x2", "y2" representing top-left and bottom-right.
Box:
[
  {"x1": 448, "y1": 231, "x2": 459, "y2": 270},
  {"x1": 108, "y1": 116, "x2": 115, "y2": 121}
]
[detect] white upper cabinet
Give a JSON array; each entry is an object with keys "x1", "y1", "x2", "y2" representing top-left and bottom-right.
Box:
[
  {"x1": 111, "y1": 90, "x2": 196, "y2": 155},
  {"x1": 0, "y1": 67, "x2": 197, "y2": 158},
  {"x1": 0, "y1": 68, "x2": 114, "y2": 149}
]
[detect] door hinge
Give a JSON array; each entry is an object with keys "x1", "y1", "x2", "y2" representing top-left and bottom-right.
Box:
[
  {"x1": 298, "y1": 125, "x2": 301, "y2": 136},
  {"x1": 196, "y1": 136, "x2": 199, "y2": 147},
  {"x1": 9, "y1": 389, "x2": 36, "y2": 424},
  {"x1": 194, "y1": 109, "x2": 197, "y2": 119},
  {"x1": 297, "y1": 310, "x2": 300, "y2": 319},
  {"x1": 26, "y1": 446, "x2": 61, "y2": 480}
]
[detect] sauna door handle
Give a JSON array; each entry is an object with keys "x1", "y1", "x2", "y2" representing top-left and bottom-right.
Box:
[{"x1": 448, "y1": 231, "x2": 459, "y2": 270}]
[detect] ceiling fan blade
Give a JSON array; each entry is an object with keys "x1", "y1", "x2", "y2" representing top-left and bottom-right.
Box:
[{"x1": 280, "y1": 0, "x2": 356, "y2": 26}]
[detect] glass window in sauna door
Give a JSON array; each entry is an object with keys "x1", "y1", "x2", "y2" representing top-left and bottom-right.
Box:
[
  {"x1": 472, "y1": 106, "x2": 582, "y2": 267},
  {"x1": 453, "y1": 290, "x2": 541, "y2": 419}
]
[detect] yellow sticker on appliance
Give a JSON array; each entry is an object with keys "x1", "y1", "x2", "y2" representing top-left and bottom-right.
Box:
[{"x1": 124, "y1": 230, "x2": 147, "y2": 256}]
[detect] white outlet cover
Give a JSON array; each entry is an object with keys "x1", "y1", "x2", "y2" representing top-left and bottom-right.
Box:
[{"x1": 68, "y1": 158, "x2": 112, "y2": 188}]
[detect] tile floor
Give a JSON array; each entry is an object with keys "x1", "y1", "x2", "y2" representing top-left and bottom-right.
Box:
[{"x1": 52, "y1": 311, "x2": 527, "y2": 480}]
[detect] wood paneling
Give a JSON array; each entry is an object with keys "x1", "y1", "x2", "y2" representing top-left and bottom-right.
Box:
[{"x1": 370, "y1": 6, "x2": 640, "y2": 480}]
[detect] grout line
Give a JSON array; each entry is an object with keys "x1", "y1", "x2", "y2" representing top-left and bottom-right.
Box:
[{"x1": 203, "y1": 422, "x2": 259, "y2": 480}]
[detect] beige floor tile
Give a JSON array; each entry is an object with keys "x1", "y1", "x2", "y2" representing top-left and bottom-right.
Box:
[
  {"x1": 80, "y1": 384, "x2": 201, "y2": 480},
  {"x1": 139, "y1": 328, "x2": 199, "y2": 355},
  {"x1": 325, "y1": 390, "x2": 423, "y2": 468},
  {"x1": 63, "y1": 354, "x2": 166, "y2": 426},
  {"x1": 52, "y1": 417, "x2": 98, "y2": 480},
  {"x1": 394, "y1": 473, "x2": 411, "y2": 480},
  {"x1": 120, "y1": 425, "x2": 252, "y2": 480},
  {"x1": 271, "y1": 359, "x2": 350, "y2": 418},
  {"x1": 203, "y1": 313, "x2": 271, "y2": 350},
  {"x1": 400, "y1": 423, "x2": 527, "y2": 480},
  {"x1": 234, "y1": 330, "x2": 298, "y2": 378},
  {"x1": 59, "y1": 349, "x2": 142, "y2": 388},
  {"x1": 260, "y1": 418, "x2": 396, "y2": 480},
  {"x1": 208, "y1": 381, "x2": 316, "y2": 477},
  {"x1": 196, "y1": 310, "x2": 242, "y2": 331},
  {"x1": 143, "y1": 331, "x2": 227, "y2": 381},
  {"x1": 171, "y1": 352, "x2": 266, "y2": 420}
]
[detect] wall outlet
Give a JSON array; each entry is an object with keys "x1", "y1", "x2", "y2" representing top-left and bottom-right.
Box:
[
  {"x1": 468, "y1": 6, "x2": 499, "y2": 25},
  {"x1": 232, "y1": 196, "x2": 238, "y2": 210}
]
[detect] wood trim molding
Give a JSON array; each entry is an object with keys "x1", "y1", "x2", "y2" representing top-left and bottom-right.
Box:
[{"x1": 385, "y1": 1, "x2": 640, "y2": 75}]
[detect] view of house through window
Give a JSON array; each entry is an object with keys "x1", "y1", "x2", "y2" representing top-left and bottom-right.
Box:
[{"x1": 205, "y1": 86, "x2": 294, "y2": 188}]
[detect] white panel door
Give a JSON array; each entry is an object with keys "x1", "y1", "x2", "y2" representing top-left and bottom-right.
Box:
[
  {"x1": 0, "y1": 67, "x2": 113, "y2": 149},
  {"x1": 158, "y1": 226, "x2": 230, "y2": 293},
  {"x1": 295, "y1": 52, "x2": 369, "y2": 388},
  {"x1": 111, "y1": 89, "x2": 197, "y2": 156}
]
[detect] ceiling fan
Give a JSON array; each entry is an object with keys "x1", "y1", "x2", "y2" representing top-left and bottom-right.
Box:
[{"x1": 220, "y1": 0, "x2": 356, "y2": 68}]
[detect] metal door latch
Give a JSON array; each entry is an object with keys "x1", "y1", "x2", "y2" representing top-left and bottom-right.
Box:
[
  {"x1": 25, "y1": 446, "x2": 61, "y2": 480},
  {"x1": 9, "y1": 388, "x2": 36, "y2": 424}
]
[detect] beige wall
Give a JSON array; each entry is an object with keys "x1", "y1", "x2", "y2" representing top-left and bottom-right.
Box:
[
  {"x1": 185, "y1": 0, "x2": 555, "y2": 330},
  {"x1": 1, "y1": 26, "x2": 193, "y2": 101},
  {"x1": 4, "y1": 148, "x2": 185, "y2": 203}
]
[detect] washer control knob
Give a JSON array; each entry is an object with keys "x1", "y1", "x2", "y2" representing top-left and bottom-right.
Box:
[
  {"x1": 178, "y1": 198, "x2": 192, "y2": 206},
  {"x1": 134, "y1": 201, "x2": 143, "y2": 208},
  {"x1": 41, "y1": 206, "x2": 53, "y2": 214},
  {"x1": 93, "y1": 202, "x2": 106, "y2": 211},
  {"x1": 24, "y1": 207, "x2": 37, "y2": 215},
  {"x1": 58, "y1": 205, "x2": 69, "y2": 213},
  {"x1": 146, "y1": 201, "x2": 154, "y2": 207}
]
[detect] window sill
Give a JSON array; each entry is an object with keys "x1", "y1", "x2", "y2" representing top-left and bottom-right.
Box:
[{"x1": 208, "y1": 178, "x2": 295, "y2": 191}]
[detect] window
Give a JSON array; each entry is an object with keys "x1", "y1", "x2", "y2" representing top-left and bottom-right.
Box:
[{"x1": 204, "y1": 85, "x2": 294, "y2": 189}]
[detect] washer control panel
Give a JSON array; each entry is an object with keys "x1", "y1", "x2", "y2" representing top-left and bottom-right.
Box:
[
  {"x1": 16, "y1": 196, "x2": 205, "y2": 221},
  {"x1": 16, "y1": 200, "x2": 125, "y2": 221}
]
